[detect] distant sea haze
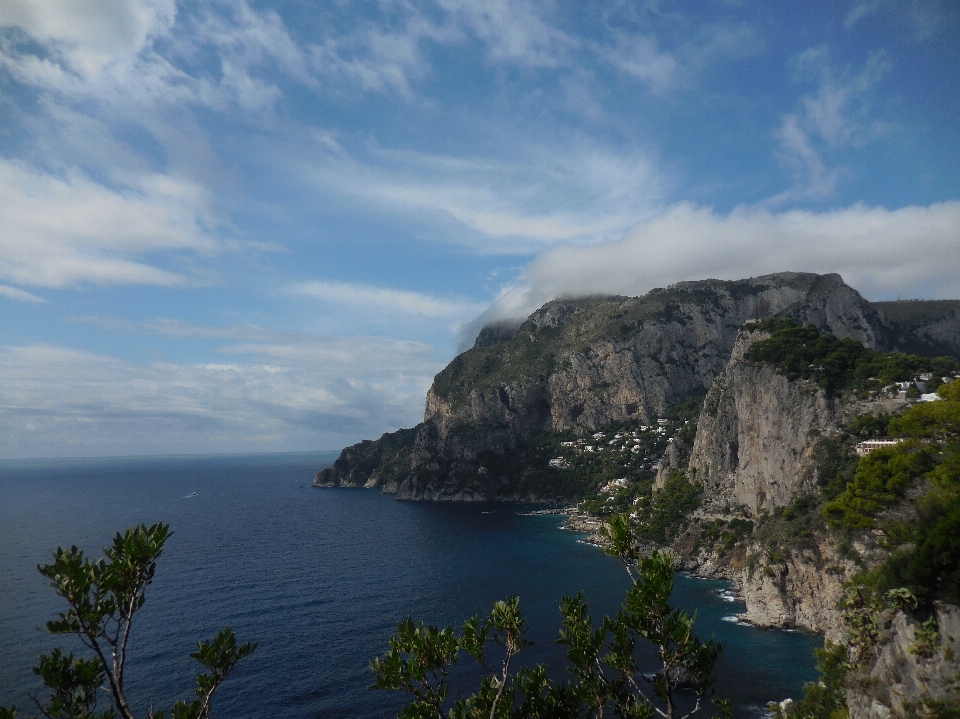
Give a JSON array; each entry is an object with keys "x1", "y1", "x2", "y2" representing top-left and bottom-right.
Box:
[{"x1": 0, "y1": 454, "x2": 819, "y2": 717}]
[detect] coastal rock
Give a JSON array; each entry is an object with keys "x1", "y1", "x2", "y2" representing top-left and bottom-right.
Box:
[
  {"x1": 848, "y1": 602, "x2": 960, "y2": 718},
  {"x1": 738, "y1": 542, "x2": 857, "y2": 643},
  {"x1": 315, "y1": 426, "x2": 418, "y2": 488},
  {"x1": 686, "y1": 328, "x2": 842, "y2": 513}
]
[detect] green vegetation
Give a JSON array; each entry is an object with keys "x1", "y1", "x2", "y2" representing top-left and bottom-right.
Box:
[
  {"x1": 2, "y1": 524, "x2": 254, "y2": 719},
  {"x1": 745, "y1": 495, "x2": 826, "y2": 578},
  {"x1": 629, "y1": 472, "x2": 701, "y2": 544},
  {"x1": 373, "y1": 520, "x2": 730, "y2": 719},
  {"x1": 825, "y1": 379, "x2": 960, "y2": 608},
  {"x1": 824, "y1": 442, "x2": 936, "y2": 530},
  {"x1": 776, "y1": 642, "x2": 849, "y2": 719},
  {"x1": 775, "y1": 381, "x2": 960, "y2": 718},
  {"x1": 694, "y1": 517, "x2": 754, "y2": 558},
  {"x1": 322, "y1": 426, "x2": 418, "y2": 484},
  {"x1": 744, "y1": 319, "x2": 960, "y2": 397}
]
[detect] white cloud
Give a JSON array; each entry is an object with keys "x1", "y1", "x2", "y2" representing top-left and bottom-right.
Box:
[
  {"x1": 597, "y1": 20, "x2": 762, "y2": 95},
  {"x1": 311, "y1": 11, "x2": 456, "y2": 97},
  {"x1": 0, "y1": 284, "x2": 46, "y2": 303},
  {"x1": 0, "y1": 0, "x2": 311, "y2": 114},
  {"x1": 791, "y1": 46, "x2": 890, "y2": 148},
  {"x1": 470, "y1": 200, "x2": 960, "y2": 335},
  {"x1": 299, "y1": 140, "x2": 663, "y2": 252},
  {"x1": 773, "y1": 114, "x2": 838, "y2": 200},
  {"x1": 773, "y1": 47, "x2": 890, "y2": 201},
  {"x1": 0, "y1": 161, "x2": 220, "y2": 288},
  {"x1": 306, "y1": 0, "x2": 577, "y2": 99},
  {"x1": 438, "y1": 0, "x2": 575, "y2": 67},
  {"x1": 601, "y1": 33, "x2": 677, "y2": 93},
  {"x1": 0, "y1": 335, "x2": 443, "y2": 458},
  {"x1": 288, "y1": 281, "x2": 484, "y2": 319},
  {"x1": 0, "y1": 0, "x2": 176, "y2": 79}
]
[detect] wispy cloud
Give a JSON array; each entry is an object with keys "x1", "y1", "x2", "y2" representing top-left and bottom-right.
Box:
[
  {"x1": 299, "y1": 139, "x2": 663, "y2": 252},
  {"x1": 66, "y1": 315, "x2": 272, "y2": 339},
  {"x1": 845, "y1": 0, "x2": 958, "y2": 39},
  {"x1": 0, "y1": 160, "x2": 219, "y2": 288},
  {"x1": 598, "y1": 22, "x2": 762, "y2": 94},
  {"x1": 0, "y1": 284, "x2": 46, "y2": 303},
  {"x1": 438, "y1": 0, "x2": 576, "y2": 67},
  {"x1": 310, "y1": 10, "x2": 456, "y2": 97},
  {"x1": 288, "y1": 281, "x2": 484, "y2": 319},
  {"x1": 772, "y1": 46, "x2": 890, "y2": 202},
  {"x1": 600, "y1": 32, "x2": 677, "y2": 93},
  {"x1": 0, "y1": 0, "x2": 310, "y2": 112}
]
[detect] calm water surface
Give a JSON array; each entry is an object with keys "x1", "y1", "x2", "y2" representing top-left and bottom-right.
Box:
[{"x1": 0, "y1": 454, "x2": 820, "y2": 717}]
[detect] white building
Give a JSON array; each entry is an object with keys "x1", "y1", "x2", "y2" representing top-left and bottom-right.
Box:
[{"x1": 855, "y1": 439, "x2": 903, "y2": 457}]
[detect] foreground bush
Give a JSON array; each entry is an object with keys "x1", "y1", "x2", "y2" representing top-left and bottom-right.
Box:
[
  {"x1": 2, "y1": 524, "x2": 255, "y2": 719},
  {"x1": 372, "y1": 514, "x2": 730, "y2": 719}
]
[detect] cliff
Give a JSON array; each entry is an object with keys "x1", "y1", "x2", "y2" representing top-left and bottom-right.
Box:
[
  {"x1": 318, "y1": 272, "x2": 898, "y2": 499},
  {"x1": 676, "y1": 324, "x2": 960, "y2": 714},
  {"x1": 848, "y1": 603, "x2": 960, "y2": 718},
  {"x1": 685, "y1": 328, "x2": 844, "y2": 513},
  {"x1": 314, "y1": 427, "x2": 417, "y2": 488}
]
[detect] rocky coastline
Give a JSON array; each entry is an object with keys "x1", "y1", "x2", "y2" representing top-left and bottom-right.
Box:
[{"x1": 315, "y1": 272, "x2": 960, "y2": 716}]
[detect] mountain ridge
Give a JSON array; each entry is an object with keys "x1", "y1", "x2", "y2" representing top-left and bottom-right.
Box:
[{"x1": 316, "y1": 272, "x2": 960, "y2": 500}]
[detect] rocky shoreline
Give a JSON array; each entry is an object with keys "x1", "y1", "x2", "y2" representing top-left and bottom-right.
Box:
[{"x1": 557, "y1": 508, "x2": 762, "y2": 618}]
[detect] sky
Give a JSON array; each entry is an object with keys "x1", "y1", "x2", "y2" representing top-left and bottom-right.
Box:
[{"x1": 1, "y1": 0, "x2": 959, "y2": 458}]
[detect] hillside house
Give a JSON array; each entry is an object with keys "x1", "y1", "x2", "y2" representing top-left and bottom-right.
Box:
[{"x1": 855, "y1": 438, "x2": 903, "y2": 457}]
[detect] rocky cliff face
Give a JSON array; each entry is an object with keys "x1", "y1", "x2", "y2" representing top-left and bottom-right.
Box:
[
  {"x1": 318, "y1": 272, "x2": 895, "y2": 499},
  {"x1": 848, "y1": 603, "x2": 960, "y2": 718},
  {"x1": 684, "y1": 328, "x2": 842, "y2": 513},
  {"x1": 681, "y1": 327, "x2": 902, "y2": 639},
  {"x1": 737, "y1": 541, "x2": 857, "y2": 643},
  {"x1": 314, "y1": 426, "x2": 417, "y2": 488}
]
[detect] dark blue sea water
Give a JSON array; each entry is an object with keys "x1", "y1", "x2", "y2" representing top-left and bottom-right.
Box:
[{"x1": 0, "y1": 454, "x2": 820, "y2": 717}]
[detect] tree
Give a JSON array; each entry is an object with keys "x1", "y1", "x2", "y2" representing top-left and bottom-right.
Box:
[
  {"x1": 372, "y1": 513, "x2": 729, "y2": 719},
  {"x1": 3, "y1": 523, "x2": 255, "y2": 719}
]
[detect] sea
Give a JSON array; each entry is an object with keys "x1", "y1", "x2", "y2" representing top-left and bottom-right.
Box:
[{"x1": 0, "y1": 453, "x2": 821, "y2": 717}]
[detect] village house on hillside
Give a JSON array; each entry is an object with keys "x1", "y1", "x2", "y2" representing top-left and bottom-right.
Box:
[{"x1": 855, "y1": 438, "x2": 903, "y2": 457}]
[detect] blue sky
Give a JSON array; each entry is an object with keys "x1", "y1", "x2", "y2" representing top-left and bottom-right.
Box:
[{"x1": 1, "y1": 0, "x2": 959, "y2": 458}]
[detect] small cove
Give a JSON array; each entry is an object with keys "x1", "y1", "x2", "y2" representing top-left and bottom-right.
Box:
[{"x1": 0, "y1": 453, "x2": 820, "y2": 717}]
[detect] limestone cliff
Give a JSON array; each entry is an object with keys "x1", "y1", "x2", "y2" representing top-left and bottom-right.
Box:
[
  {"x1": 315, "y1": 271, "x2": 960, "y2": 716},
  {"x1": 318, "y1": 272, "x2": 893, "y2": 499},
  {"x1": 681, "y1": 326, "x2": 903, "y2": 638},
  {"x1": 674, "y1": 324, "x2": 960, "y2": 715},
  {"x1": 684, "y1": 328, "x2": 842, "y2": 513},
  {"x1": 848, "y1": 603, "x2": 960, "y2": 718}
]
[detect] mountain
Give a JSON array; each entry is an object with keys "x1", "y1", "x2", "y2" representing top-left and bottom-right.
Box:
[{"x1": 316, "y1": 272, "x2": 959, "y2": 501}]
